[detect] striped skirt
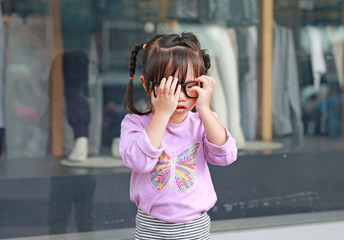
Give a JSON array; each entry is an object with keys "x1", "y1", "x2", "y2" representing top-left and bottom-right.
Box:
[{"x1": 135, "y1": 209, "x2": 210, "y2": 240}]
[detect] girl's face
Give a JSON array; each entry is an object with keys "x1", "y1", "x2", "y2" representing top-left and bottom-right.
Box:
[{"x1": 168, "y1": 63, "x2": 198, "y2": 124}]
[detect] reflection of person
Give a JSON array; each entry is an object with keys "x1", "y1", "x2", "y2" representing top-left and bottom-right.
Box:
[
  {"x1": 48, "y1": 174, "x2": 96, "y2": 234},
  {"x1": 119, "y1": 32, "x2": 238, "y2": 239},
  {"x1": 63, "y1": 51, "x2": 90, "y2": 161}
]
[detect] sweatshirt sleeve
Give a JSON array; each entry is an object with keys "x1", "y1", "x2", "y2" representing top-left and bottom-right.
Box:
[
  {"x1": 119, "y1": 114, "x2": 163, "y2": 173},
  {"x1": 203, "y1": 127, "x2": 238, "y2": 166}
]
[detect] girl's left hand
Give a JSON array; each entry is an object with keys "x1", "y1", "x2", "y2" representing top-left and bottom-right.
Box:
[{"x1": 192, "y1": 75, "x2": 215, "y2": 113}]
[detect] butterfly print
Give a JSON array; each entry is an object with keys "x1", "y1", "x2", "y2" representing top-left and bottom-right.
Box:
[{"x1": 149, "y1": 143, "x2": 200, "y2": 193}]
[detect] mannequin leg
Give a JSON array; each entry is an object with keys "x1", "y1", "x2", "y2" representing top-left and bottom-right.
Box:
[
  {"x1": 66, "y1": 98, "x2": 90, "y2": 161},
  {"x1": 68, "y1": 137, "x2": 88, "y2": 161}
]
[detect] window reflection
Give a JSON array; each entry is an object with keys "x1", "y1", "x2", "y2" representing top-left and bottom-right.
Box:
[{"x1": 48, "y1": 174, "x2": 96, "y2": 234}]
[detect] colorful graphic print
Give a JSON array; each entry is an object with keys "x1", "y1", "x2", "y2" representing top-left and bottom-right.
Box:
[{"x1": 149, "y1": 143, "x2": 200, "y2": 193}]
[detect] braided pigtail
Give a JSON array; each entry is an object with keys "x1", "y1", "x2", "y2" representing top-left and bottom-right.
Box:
[
  {"x1": 201, "y1": 49, "x2": 211, "y2": 74},
  {"x1": 124, "y1": 43, "x2": 147, "y2": 115}
]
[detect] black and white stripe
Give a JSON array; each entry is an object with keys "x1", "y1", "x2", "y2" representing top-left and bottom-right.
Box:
[{"x1": 135, "y1": 209, "x2": 210, "y2": 240}]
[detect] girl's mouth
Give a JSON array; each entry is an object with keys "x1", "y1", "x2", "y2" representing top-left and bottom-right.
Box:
[{"x1": 175, "y1": 106, "x2": 186, "y2": 112}]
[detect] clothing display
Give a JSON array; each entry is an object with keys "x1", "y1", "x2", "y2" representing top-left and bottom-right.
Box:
[
  {"x1": 1, "y1": 0, "x2": 341, "y2": 160},
  {"x1": 119, "y1": 112, "x2": 237, "y2": 223},
  {"x1": 300, "y1": 25, "x2": 343, "y2": 137},
  {"x1": 299, "y1": 25, "x2": 344, "y2": 87},
  {"x1": 5, "y1": 14, "x2": 51, "y2": 158},
  {"x1": 272, "y1": 23, "x2": 304, "y2": 138},
  {"x1": 157, "y1": 21, "x2": 246, "y2": 148}
]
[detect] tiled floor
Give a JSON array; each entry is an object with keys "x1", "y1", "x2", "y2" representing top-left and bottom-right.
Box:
[
  {"x1": 3, "y1": 220, "x2": 344, "y2": 240},
  {"x1": 3, "y1": 211, "x2": 344, "y2": 240}
]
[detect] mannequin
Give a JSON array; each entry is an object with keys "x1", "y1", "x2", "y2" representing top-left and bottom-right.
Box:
[{"x1": 62, "y1": 51, "x2": 90, "y2": 161}]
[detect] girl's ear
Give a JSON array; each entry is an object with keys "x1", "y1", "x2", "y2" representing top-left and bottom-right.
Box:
[{"x1": 140, "y1": 75, "x2": 151, "y2": 95}]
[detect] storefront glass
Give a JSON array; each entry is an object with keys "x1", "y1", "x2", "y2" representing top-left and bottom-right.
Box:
[{"x1": 0, "y1": 0, "x2": 343, "y2": 239}]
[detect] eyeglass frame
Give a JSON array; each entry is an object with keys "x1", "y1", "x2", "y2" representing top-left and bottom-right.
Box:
[{"x1": 151, "y1": 80, "x2": 199, "y2": 99}]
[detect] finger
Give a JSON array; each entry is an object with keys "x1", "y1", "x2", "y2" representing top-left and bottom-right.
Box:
[
  {"x1": 175, "y1": 84, "x2": 182, "y2": 97},
  {"x1": 164, "y1": 76, "x2": 173, "y2": 94},
  {"x1": 191, "y1": 86, "x2": 202, "y2": 94},
  {"x1": 158, "y1": 78, "x2": 167, "y2": 96},
  {"x1": 170, "y1": 77, "x2": 179, "y2": 95},
  {"x1": 195, "y1": 77, "x2": 206, "y2": 89},
  {"x1": 196, "y1": 76, "x2": 214, "y2": 88}
]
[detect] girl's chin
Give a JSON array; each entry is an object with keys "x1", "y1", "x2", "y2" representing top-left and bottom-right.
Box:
[
  {"x1": 174, "y1": 107, "x2": 187, "y2": 114},
  {"x1": 169, "y1": 111, "x2": 188, "y2": 124}
]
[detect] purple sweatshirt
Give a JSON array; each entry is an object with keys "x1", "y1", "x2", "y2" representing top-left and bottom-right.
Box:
[{"x1": 119, "y1": 111, "x2": 237, "y2": 223}]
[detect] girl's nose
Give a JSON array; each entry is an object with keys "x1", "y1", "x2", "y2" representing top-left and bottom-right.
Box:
[{"x1": 178, "y1": 89, "x2": 186, "y2": 101}]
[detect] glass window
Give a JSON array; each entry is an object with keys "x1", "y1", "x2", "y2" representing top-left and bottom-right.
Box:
[{"x1": 0, "y1": 0, "x2": 343, "y2": 239}]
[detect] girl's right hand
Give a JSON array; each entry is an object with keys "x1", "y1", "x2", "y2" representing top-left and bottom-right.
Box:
[{"x1": 151, "y1": 76, "x2": 181, "y2": 117}]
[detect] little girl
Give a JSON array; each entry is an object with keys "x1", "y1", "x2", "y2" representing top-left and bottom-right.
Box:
[{"x1": 119, "y1": 32, "x2": 237, "y2": 240}]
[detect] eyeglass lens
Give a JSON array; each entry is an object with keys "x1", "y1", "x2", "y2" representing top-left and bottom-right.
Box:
[{"x1": 152, "y1": 81, "x2": 198, "y2": 98}]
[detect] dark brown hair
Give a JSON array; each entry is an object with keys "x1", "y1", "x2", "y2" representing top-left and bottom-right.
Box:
[{"x1": 124, "y1": 32, "x2": 211, "y2": 115}]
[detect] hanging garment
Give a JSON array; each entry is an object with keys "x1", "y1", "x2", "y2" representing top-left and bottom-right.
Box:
[
  {"x1": 326, "y1": 25, "x2": 344, "y2": 87},
  {"x1": 227, "y1": 29, "x2": 239, "y2": 62},
  {"x1": 299, "y1": 25, "x2": 342, "y2": 137},
  {"x1": 236, "y1": 26, "x2": 258, "y2": 140},
  {"x1": 5, "y1": 14, "x2": 51, "y2": 158},
  {"x1": 319, "y1": 53, "x2": 342, "y2": 137},
  {"x1": 272, "y1": 23, "x2": 304, "y2": 139},
  {"x1": 307, "y1": 26, "x2": 327, "y2": 90},
  {"x1": 157, "y1": 21, "x2": 246, "y2": 148}
]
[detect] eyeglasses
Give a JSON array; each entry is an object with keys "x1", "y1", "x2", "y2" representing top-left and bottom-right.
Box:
[{"x1": 151, "y1": 80, "x2": 199, "y2": 98}]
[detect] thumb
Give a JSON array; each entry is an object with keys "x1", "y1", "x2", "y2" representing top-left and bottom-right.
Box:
[{"x1": 191, "y1": 86, "x2": 202, "y2": 94}]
